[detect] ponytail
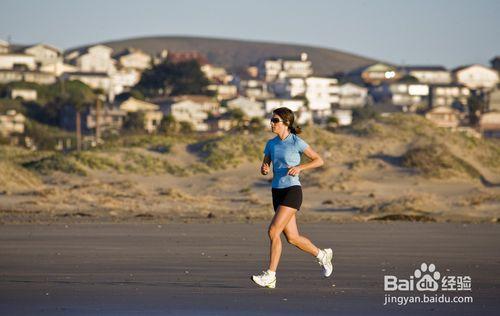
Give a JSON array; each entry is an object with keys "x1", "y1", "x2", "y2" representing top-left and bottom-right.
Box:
[{"x1": 290, "y1": 125, "x2": 302, "y2": 135}]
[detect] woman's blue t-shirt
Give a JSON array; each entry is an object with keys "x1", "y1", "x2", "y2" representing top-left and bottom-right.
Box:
[{"x1": 263, "y1": 133, "x2": 309, "y2": 188}]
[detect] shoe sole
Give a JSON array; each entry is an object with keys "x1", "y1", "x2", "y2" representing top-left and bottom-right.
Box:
[{"x1": 251, "y1": 276, "x2": 276, "y2": 289}]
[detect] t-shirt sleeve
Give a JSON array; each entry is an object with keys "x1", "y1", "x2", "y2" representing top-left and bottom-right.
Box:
[
  {"x1": 263, "y1": 140, "x2": 271, "y2": 156},
  {"x1": 295, "y1": 137, "x2": 309, "y2": 153}
]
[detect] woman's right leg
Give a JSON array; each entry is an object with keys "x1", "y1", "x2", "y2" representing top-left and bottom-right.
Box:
[
  {"x1": 283, "y1": 212, "x2": 320, "y2": 257},
  {"x1": 267, "y1": 206, "x2": 296, "y2": 272}
]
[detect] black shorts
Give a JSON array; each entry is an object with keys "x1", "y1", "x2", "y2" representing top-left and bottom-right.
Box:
[{"x1": 272, "y1": 185, "x2": 302, "y2": 212}]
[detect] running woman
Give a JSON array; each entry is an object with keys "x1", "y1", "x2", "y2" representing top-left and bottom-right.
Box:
[{"x1": 251, "y1": 107, "x2": 333, "y2": 289}]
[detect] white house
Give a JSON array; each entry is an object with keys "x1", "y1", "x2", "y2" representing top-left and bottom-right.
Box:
[
  {"x1": 201, "y1": 64, "x2": 230, "y2": 83},
  {"x1": 479, "y1": 112, "x2": 500, "y2": 138},
  {"x1": 453, "y1": 64, "x2": 499, "y2": 90},
  {"x1": 66, "y1": 45, "x2": 116, "y2": 74},
  {"x1": 0, "y1": 69, "x2": 56, "y2": 85},
  {"x1": 259, "y1": 53, "x2": 313, "y2": 82},
  {"x1": 389, "y1": 81, "x2": 429, "y2": 109},
  {"x1": 0, "y1": 53, "x2": 36, "y2": 70},
  {"x1": 118, "y1": 97, "x2": 163, "y2": 133},
  {"x1": 0, "y1": 40, "x2": 9, "y2": 53},
  {"x1": 429, "y1": 84, "x2": 470, "y2": 108},
  {"x1": 489, "y1": 88, "x2": 500, "y2": 112},
  {"x1": 0, "y1": 110, "x2": 26, "y2": 137},
  {"x1": 238, "y1": 79, "x2": 272, "y2": 100},
  {"x1": 9, "y1": 88, "x2": 37, "y2": 101},
  {"x1": 305, "y1": 76, "x2": 340, "y2": 112},
  {"x1": 23, "y1": 44, "x2": 62, "y2": 69},
  {"x1": 265, "y1": 99, "x2": 305, "y2": 113},
  {"x1": 207, "y1": 84, "x2": 238, "y2": 101},
  {"x1": 425, "y1": 106, "x2": 460, "y2": 128},
  {"x1": 332, "y1": 109, "x2": 353, "y2": 126},
  {"x1": 400, "y1": 66, "x2": 452, "y2": 85},
  {"x1": 113, "y1": 48, "x2": 152, "y2": 71},
  {"x1": 338, "y1": 83, "x2": 368, "y2": 108},
  {"x1": 227, "y1": 96, "x2": 265, "y2": 119},
  {"x1": 346, "y1": 63, "x2": 401, "y2": 86},
  {"x1": 164, "y1": 100, "x2": 209, "y2": 132},
  {"x1": 112, "y1": 68, "x2": 141, "y2": 92}
]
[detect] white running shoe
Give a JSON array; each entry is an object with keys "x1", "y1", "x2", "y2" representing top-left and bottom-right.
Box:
[
  {"x1": 251, "y1": 270, "x2": 276, "y2": 288},
  {"x1": 318, "y1": 248, "x2": 334, "y2": 278}
]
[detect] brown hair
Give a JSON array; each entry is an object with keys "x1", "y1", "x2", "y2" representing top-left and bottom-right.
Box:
[{"x1": 272, "y1": 107, "x2": 302, "y2": 134}]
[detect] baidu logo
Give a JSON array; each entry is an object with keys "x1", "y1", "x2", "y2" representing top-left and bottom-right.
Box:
[{"x1": 384, "y1": 262, "x2": 471, "y2": 292}]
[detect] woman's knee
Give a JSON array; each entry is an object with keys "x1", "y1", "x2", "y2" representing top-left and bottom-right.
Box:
[
  {"x1": 268, "y1": 226, "x2": 281, "y2": 240},
  {"x1": 286, "y1": 234, "x2": 300, "y2": 245}
]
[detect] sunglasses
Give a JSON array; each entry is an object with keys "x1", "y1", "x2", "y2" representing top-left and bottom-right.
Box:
[{"x1": 270, "y1": 118, "x2": 285, "y2": 124}]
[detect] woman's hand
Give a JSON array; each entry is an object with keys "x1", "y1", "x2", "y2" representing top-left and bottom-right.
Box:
[
  {"x1": 287, "y1": 165, "x2": 302, "y2": 176},
  {"x1": 261, "y1": 163, "x2": 270, "y2": 175}
]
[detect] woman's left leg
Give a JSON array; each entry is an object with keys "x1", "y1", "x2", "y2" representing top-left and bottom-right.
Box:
[{"x1": 267, "y1": 206, "x2": 296, "y2": 272}]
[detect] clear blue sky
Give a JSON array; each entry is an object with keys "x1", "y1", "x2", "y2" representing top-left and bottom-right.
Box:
[{"x1": 1, "y1": 0, "x2": 499, "y2": 68}]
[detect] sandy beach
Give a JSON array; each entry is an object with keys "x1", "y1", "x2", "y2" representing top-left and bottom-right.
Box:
[{"x1": 0, "y1": 222, "x2": 499, "y2": 315}]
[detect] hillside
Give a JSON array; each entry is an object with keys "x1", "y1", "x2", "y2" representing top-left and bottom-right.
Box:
[{"x1": 67, "y1": 35, "x2": 379, "y2": 75}]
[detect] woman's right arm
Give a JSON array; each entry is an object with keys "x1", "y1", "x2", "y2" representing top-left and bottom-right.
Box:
[{"x1": 261, "y1": 155, "x2": 271, "y2": 175}]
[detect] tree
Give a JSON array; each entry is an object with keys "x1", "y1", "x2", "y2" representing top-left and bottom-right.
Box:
[
  {"x1": 62, "y1": 81, "x2": 97, "y2": 151},
  {"x1": 467, "y1": 91, "x2": 486, "y2": 126},
  {"x1": 135, "y1": 60, "x2": 210, "y2": 97}
]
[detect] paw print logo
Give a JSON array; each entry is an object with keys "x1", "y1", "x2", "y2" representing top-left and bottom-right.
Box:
[{"x1": 414, "y1": 263, "x2": 440, "y2": 292}]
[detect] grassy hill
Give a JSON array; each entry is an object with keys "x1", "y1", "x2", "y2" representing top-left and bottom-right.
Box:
[{"x1": 67, "y1": 35, "x2": 379, "y2": 75}]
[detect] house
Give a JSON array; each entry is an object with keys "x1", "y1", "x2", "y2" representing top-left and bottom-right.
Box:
[
  {"x1": 9, "y1": 88, "x2": 37, "y2": 101},
  {"x1": 206, "y1": 111, "x2": 238, "y2": 132},
  {"x1": 112, "y1": 68, "x2": 141, "y2": 91},
  {"x1": 227, "y1": 96, "x2": 265, "y2": 119},
  {"x1": 85, "y1": 106, "x2": 127, "y2": 134},
  {"x1": 429, "y1": 84, "x2": 470, "y2": 108},
  {"x1": 0, "y1": 110, "x2": 26, "y2": 137},
  {"x1": 39, "y1": 61, "x2": 78, "y2": 76},
  {"x1": 479, "y1": 112, "x2": 500, "y2": 138},
  {"x1": 65, "y1": 44, "x2": 116, "y2": 74},
  {"x1": 207, "y1": 84, "x2": 238, "y2": 101},
  {"x1": 265, "y1": 99, "x2": 305, "y2": 114},
  {"x1": 338, "y1": 83, "x2": 369, "y2": 108},
  {"x1": 453, "y1": 64, "x2": 499, "y2": 90},
  {"x1": 346, "y1": 62, "x2": 401, "y2": 86},
  {"x1": 387, "y1": 78, "x2": 430, "y2": 109},
  {"x1": 113, "y1": 48, "x2": 152, "y2": 71},
  {"x1": 237, "y1": 79, "x2": 272, "y2": 100},
  {"x1": 0, "y1": 53, "x2": 37, "y2": 70},
  {"x1": 21, "y1": 44, "x2": 62, "y2": 69},
  {"x1": 305, "y1": 76, "x2": 340, "y2": 117},
  {"x1": 332, "y1": 109, "x2": 353, "y2": 126},
  {"x1": 259, "y1": 53, "x2": 313, "y2": 82},
  {"x1": 425, "y1": 106, "x2": 460, "y2": 128},
  {"x1": 60, "y1": 105, "x2": 126, "y2": 135},
  {"x1": 488, "y1": 88, "x2": 500, "y2": 112},
  {"x1": 201, "y1": 64, "x2": 230, "y2": 83},
  {"x1": 399, "y1": 66, "x2": 451, "y2": 85},
  {"x1": 0, "y1": 69, "x2": 56, "y2": 85},
  {"x1": 0, "y1": 40, "x2": 9, "y2": 54},
  {"x1": 118, "y1": 97, "x2": 163, "y2": 133},
  {"x1": 159, "y1": 95, "x2": 219, "y2": 132}
]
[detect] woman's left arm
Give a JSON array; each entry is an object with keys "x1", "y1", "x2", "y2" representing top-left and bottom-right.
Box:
[{"x1": 287, "y1": 146, "x2": 324, "y2": 176}]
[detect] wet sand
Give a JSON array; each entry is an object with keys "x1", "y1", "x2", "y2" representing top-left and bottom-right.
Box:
[{"x1": 0, "y1": 222, "x2": 499, "y2": 315}]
